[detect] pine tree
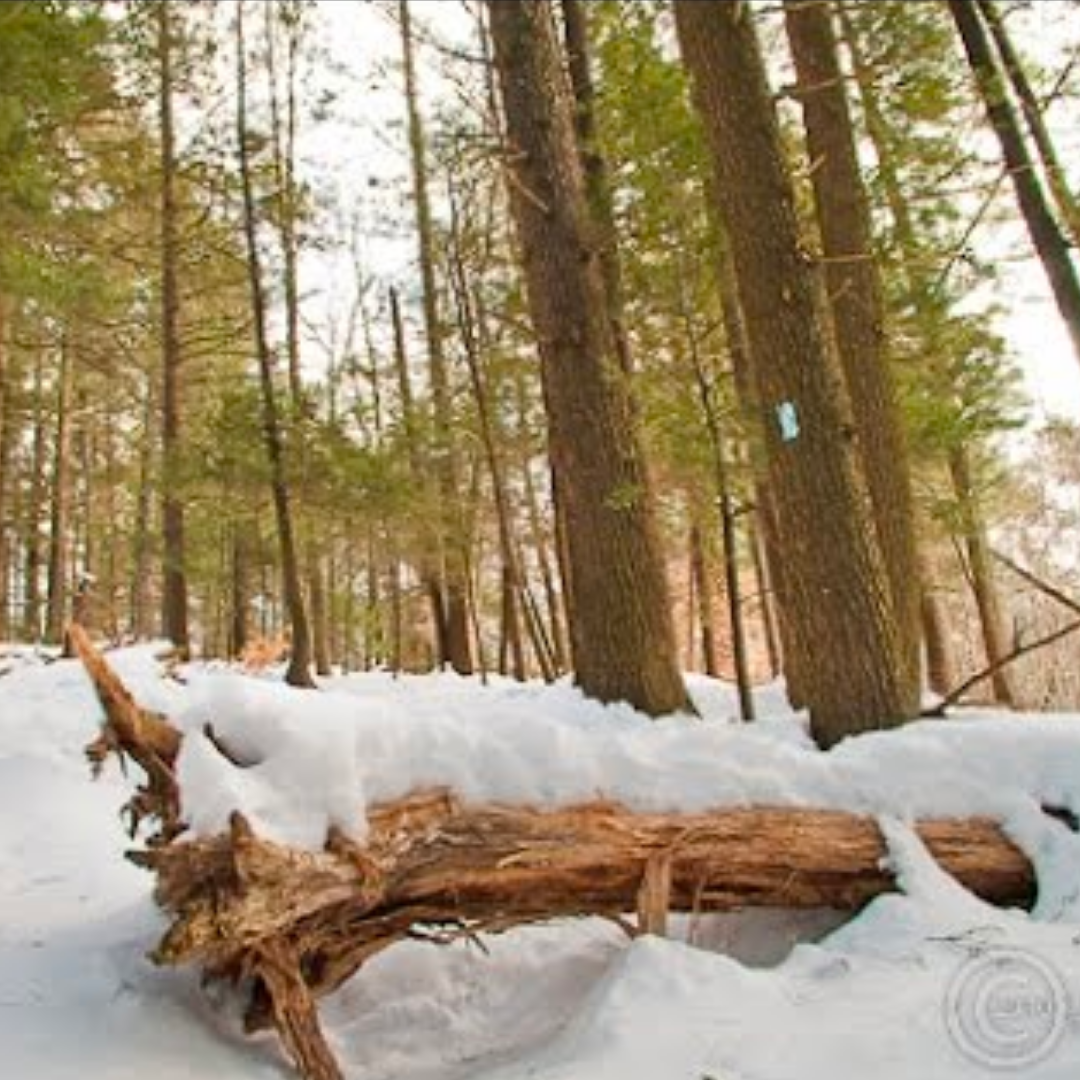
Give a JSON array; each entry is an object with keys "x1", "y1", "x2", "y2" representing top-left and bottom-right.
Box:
[
  {"x1": 783, "y1": 0, "x2": 921, "y2": 715},
  {"x1": 948, "y1": 0, "x2": 1080, "y2": 364},
  {"x1": 488, "y1": 0, "x2": 691, "y2": 717},
  {"x1": 675, "y1": 0, "x2": 916, "y2": 745},
  {"x1": 156, "y1": 0, "x2": 190, "y2": 657}
]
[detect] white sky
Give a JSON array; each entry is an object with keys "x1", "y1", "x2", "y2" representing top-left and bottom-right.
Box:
[{"x1": 295, "y1": 0, "x2": 1080, "y2": 423}]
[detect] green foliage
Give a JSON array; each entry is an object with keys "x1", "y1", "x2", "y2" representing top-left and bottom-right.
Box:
[{"x1": 841, "y1": 0, "x2": 1030, "y2": 483}]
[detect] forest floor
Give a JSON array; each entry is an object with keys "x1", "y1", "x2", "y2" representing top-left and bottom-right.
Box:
[{"x1": 3, "y1": 643, "x2": 1080, "y2": 1079}]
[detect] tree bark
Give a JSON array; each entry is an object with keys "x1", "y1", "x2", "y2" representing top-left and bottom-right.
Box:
[
  {"x1": 309, "y1": 556, "x2": 331, "y2": 677},
  {"x1": 784, "y1": 0, "x2": 921, "y2": 715},
  {"x1": 921, "y1": 581, "x2": 958, "y2": 698},
  {"x1": 45, "y1": 339, "x2": 75, "y2": 645},
  {"x1": 516, "y1": 374, "x2": 569, "y2": 673},
  {"x1": 689, "y1": 521, "x2": 719, "y2": 677},
  {"x1": 488, "y1": 0, "x2": 690, "y2": 717},
  {"x1": 157, "y1": 0, "x2": 190, "y2": 658},
  {"x1": 23, "y1": 351, "x2": 47, "y2": 640},
  {"x1": 389, "y1": 285, "x2": 447, "y2": 668},
  {"x1": 948, "y1": 445, "x2": 1017, "y2": 707},
  {"x1": 130, "y1": 374, "x2": 156, "y2": 640},
  {"x1": 948, "y1": 0, "x2": 1080, "y2": 365},
  {"x1": 675, "y1": 0, "x2": 914, "y2": 746},
  {"x1": 712, "y1": 232, "x2": 801, "y2": 699},
  {"x1": 235, "y1": 1, "x2": 314, "y2": 689},
  {"x1": 230, "y1": 523, "x2": 251, "y2": 659},
  {"x1": 561, "y1": 0, "x2": 631, "y2": 373},
  {"x1": 680, "y1": 271, "x2": 753, "y2": 716}
]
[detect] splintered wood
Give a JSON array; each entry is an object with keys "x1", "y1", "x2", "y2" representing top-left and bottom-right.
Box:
[{"x1": 75, "y1": 631, "x2": 1037, "y2": 1080}]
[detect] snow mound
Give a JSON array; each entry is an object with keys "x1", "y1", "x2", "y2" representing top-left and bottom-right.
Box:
[
  {"x1": 172, "y1": 668, "x2": 1080, "y2": 855},
  {"x1": 6, "y1": 646, "x2": 1080, "y2": 1080}
]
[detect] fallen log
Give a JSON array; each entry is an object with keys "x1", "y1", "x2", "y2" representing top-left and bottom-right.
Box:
[
  {"x1": 69, "y1": 623, "x2": 183, "y2": 839},
  {"x1": 74, "y1": 631, "x2": 1038, "y2": 1080}
]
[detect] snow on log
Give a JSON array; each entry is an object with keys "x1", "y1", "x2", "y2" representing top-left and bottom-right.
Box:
[{"x1": 75, "y1": 632, "x2": 1037, "y2": 1080}]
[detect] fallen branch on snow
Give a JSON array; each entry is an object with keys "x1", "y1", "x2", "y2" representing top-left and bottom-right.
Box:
[{"x1": 74, "y1": 628, "x2": 1037, "y2": 1080}]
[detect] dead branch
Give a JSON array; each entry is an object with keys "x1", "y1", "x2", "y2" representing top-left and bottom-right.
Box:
[
  {"x1": 992, "y1": 548, "x2": 1080, "y2": 617},
  {"x1": 923, "y1": 616, "x2": 1080, "y2": 717},
  {"x1": 69, "y1": 623, "x2": 183, "y2": 839}
]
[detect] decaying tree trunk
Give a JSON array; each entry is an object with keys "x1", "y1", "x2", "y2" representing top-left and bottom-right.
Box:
[{"x1": 74, "y1": 631, "x2": 1036, "y2": 1080}]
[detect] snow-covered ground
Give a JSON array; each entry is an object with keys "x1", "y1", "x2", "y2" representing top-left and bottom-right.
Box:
[{"x1": 3, "y1": 644, "x2": 1080, "y2": 1078}]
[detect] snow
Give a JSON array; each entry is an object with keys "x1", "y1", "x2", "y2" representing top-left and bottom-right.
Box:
[
  {"x1": 172, "y1": 667, "x2": 1080, "y2": 853},
  {"x1": 3, "y1": 644, "x2": 1080, "y2": 1078}
]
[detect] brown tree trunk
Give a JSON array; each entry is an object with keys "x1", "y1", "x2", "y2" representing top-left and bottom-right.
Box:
[
  {"x1": 976, "y1": 0, "x2": 1080, "y2": 250},
  {"x1": 446, "y1": 184, "x2": 529, "y2": 682},
  {"x1": 516, "y1": 374, "x2": 569, "y2": 673},
  {"x1": 45, "y1": 339, "x2": 75, "y2": 645},
  {"x1": 948, "y1": 0, "x2": 1080, "y2": 364},
  {"x1": 837, "y1": 5, "x2": 963, "y2": 697},
  {"x1": 784, "y1": 0, "x2": 921, "y2": 715},
  {"x1": 680, "y1": 276, "x2": 754, "y2": 717},
  {"x1": 309, "y1": 557, "x2": 331, "y2": 677},
  {"x1": 235, "y1": 1, "x2": 314, "y2": 689},
  {"x1": 157, "y1": 0, "x2": 190, "y2": 658},
  {"x1": 676, "y1": 0, "x2": 914, "y2": 746},
  {"x1": 130, "y1": 375, "x2": 156, "y2": 640},
  {"x1": 389, "y1": 285, "x2": 446, "y2": 667},
  {"x1": 712, "y1": 219, "x2": 807, "y2": 705},
  {"x1": 561, "y1": 0, "x2": 631, "y2": 374},
  {"x1": 689, "y1": 521, "x2": 719, "y2": 678},
  {"x1": 949, "y1": 445, "x2": 1017, "y2": 707},
  {"x1": 489, "y1": 0, "x2": 691, "y2": 717},
  {"x1": 921, "y1": 548, "x2": 957, "y2": 698},
  {"x1": 230, "y1": 523, "x2": 250, "y2": 659},
  {"x1": 399, "y1": 0, "x2": 473, "y2": 675},
  {"x1": 23, "y1": 351, "x2": 47, "y2": 640},
  {"x1": 748, "y1": 514, "x2": 782, "y2": 680}
]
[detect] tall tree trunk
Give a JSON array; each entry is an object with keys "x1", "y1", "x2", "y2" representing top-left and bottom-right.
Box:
[
  {"x1": 920, "y1": 546, "x2": 957, "y2": 698},
  {"x1": 713, "y1": 230, "x2": 805, "y2": 704},
  {"x1": 976, "y1": 0, "x2": 1080, "y2": 250},
  {"x1": 235, "y1": 1, "x2": 314, "y2": 689},
  {"x1": 784, "y1": 0, "x2": 921, "y2": 716},
  {"x1": 561, "y1": 0, "x2": 631, "y2": 374},
  {"x1": 265, "y1": 5, "x2": 329, "y2": 677},
  {"x1": 948, "y1": 445, "x2": 1017, "y2": 707},
  {"x1": 516, "y1": 373, "x2": 569, "y2": 673},
  {"x1": 45, "y1": 339, "x2": 75, "y2": 645},
  {"x1": 389, "y1": 285, "x2": 447, "y2": 666},
  {"x1": 157, "y1": 0, "x2": 190, "y2": 657},
  {"x1": 230, "y1": 522, "x2": 250, "y2": 659},
  {"x1": 130, "y1": 375, "x2": 156, "y2": 640},
  {"x1": 689, "y1": 521, "x2": 719, "y2": 678},
  {"x1": 680, "y1": 274, "x2": 754, "y2": 718},
  {"x1": 838, "y1": 6, "x2": 961, "y2": 695},
  {"x1": 399, "y1": 0, "x2": 473, "y2": 675},
  {"x1": 748, "y1": 514, "x2": 782, "y2": 680},
  {"x1": 309, "y1": 557, "x2": 331, "y2": 676},
  {"x1": 948, "y1": 0, "x2": 1080, "y2": 364},
  {"x1": 446, "y1": 183, "x2": 529, "y2": 682},
  {"x1": 675, "y1": 0, "x2": 914, "y2": 746},
  {"x1": 489, "y1": 0, "x2": 691, "y2": 717},
  {"x1": 23, "y1": 351, "x2": 47, "y2": 640}
]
